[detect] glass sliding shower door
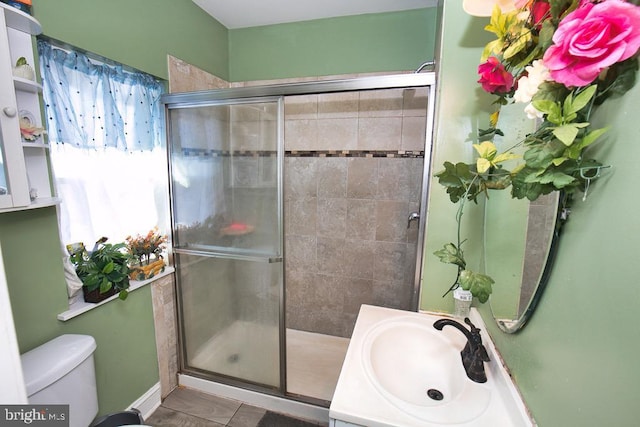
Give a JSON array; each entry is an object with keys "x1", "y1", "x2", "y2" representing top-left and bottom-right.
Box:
[{"x1": 166, "y1": 97, "x2": 283, "y2": 390}]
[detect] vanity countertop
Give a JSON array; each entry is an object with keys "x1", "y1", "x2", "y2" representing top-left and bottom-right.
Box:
[{"x1": 329, "y1": 305, "x2": 534, "y2": 427}]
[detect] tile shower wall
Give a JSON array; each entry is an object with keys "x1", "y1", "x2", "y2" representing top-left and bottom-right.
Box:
[{"x1": 284, "y1": 88, "x2": 428, "y2": 338}]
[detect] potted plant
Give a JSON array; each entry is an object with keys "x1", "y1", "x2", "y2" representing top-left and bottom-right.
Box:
[
  {"x1": 67, "y1": 237, "x2": 132, "y2": 302},
  {"x1": 125, "y1": 227, "x2": 167, "y2": 281}
]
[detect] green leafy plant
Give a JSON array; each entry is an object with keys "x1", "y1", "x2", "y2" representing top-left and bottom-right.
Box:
[{"x1": 67, "y1": 237, "x2": 132, "y2": 301}]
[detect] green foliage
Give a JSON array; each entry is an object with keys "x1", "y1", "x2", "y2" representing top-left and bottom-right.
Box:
[
  {"x1": 594, "y1": 57, "x2": 640, "y2": 105},
  {"x1": 434, "y1": 243, "x2": 466, "y2": 270},
  {"x1": 433, "y1": 84, "x2": 610, "y2": 302},
  {"x1": 69, "y1": 238, "x2": 132, "y2": 300},
  {"x1": 435, "y1": 0, "x2": 638, "y2": 307},
  {"x1": 459, "y1": 270, "x2": 494, "y2": 304}
]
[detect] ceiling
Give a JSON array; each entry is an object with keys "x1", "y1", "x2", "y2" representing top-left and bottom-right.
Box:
[{"x1": 192, "y1": 0, "x2": 438, "y2": 29}]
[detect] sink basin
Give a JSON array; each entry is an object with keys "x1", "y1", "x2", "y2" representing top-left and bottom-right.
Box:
[
  {"x1": 361, "y1": 316, "x2": 492, "y2": 424},
  {"x1": 330, "y1": 305, "x2": 533, "y2": 427}
]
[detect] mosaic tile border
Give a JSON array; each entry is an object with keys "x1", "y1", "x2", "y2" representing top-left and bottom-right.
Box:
[
  {"x1": 287, "y1": 150, "x2": 424, "y2": 158},
  {"x1": 181, "y1": 148, "x2": 276, "y2": 157},
  {"x1": 181, "y1": 148, "x2": 424, "y2": 159}
]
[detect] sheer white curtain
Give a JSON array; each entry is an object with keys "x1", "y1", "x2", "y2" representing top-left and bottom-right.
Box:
[{"x1": 52, "y1": 145, "x2": 169, "y2": 246}]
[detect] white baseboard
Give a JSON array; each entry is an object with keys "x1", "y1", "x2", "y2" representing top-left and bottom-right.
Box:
[
  {"x1": 127, "y1": 382, "x2": 161, "y2": 421},
  {"x1": 179, "y1": 374, "x2": 329, "y2": 423}
]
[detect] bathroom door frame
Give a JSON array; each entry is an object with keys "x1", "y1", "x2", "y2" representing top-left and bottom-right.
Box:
[{"x1": 162, "y1": 71, "x2": 437, "y2": 404}]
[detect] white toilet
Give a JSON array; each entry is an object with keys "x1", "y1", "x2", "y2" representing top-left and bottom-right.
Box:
[{"x1": 21, "y1": 334, "x2": 99, "y2": 427}]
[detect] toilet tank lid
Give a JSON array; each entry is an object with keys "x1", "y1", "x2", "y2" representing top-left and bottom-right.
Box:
[{"x1": 21, "y1": 334, "x2": 97, "y2": 396}]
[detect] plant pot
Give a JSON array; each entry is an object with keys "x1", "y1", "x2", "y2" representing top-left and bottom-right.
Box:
[
  {"x1": 82, "y1": 285, "x2": 118, "y2": 303},
  {"x1": 128, "y1": 256, "x2": 165, "y2": 281}
]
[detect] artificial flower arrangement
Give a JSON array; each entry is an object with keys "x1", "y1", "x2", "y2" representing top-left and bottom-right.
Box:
[
  {"x1": 435, "y1": 0, "x2": 640, "y2": 302},
  {"x1": 125, "y1": 227, "x2": 167, "y2": 280}
]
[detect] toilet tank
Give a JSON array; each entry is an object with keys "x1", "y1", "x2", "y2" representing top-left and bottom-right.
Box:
[{"x1": 21, "y1": 334, "x2": 99, "y2": 427}]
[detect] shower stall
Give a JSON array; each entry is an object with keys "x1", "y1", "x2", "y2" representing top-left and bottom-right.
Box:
[{"x1": 163, "y1": 73, "x2": 436, "y2": 406}]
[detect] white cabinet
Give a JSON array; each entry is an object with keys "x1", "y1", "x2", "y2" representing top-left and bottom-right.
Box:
[{"x1": 0, "y1": 3, "x2": 58, "y2": 211}]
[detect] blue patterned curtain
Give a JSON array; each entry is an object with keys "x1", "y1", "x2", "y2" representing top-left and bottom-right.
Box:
[{"x1": 38, "y1": 40, "x2": 164, "y2": 151}]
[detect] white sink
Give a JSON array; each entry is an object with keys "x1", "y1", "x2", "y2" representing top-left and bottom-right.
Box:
[
  {"x1": 329, "y1": 305, "x2": 534, "y2": 427},
  {"x1": 362, "y1": 317, "x2": 491, "y2": 424}
]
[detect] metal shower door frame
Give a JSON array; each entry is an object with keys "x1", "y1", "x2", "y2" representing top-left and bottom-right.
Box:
[{"x1": 161, "y1": 71, "x2": 437, "y2": 403}]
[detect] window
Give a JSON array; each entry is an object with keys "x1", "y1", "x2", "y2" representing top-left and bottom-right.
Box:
[{"x1": 38, "y1": 40, "x2": 168, "y2": 247}]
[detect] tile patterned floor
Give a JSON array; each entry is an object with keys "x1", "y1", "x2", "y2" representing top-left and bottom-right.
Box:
[{"x1": 145, "y1": 387, "x2": 328, "y2": 427}]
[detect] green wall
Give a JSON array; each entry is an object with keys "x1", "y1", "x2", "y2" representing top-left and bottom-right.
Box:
[
  {"x1": 31, "y1": 0, "x2": 229, "y2": 80},
  {"x1": 426, "y1": 2, "x2": 640, "y2": 425},
  {"x1": 421, "y1": 3, "x2": 493, "y2": 313},
  {"x1": 0, "y1": 209, "x2": 158, "y2": 416},
  {"x1": 481, "y1": 73, "x2": 640, "y2": 426},
  {"x1": 229, "y1": 9, "x2": 437, "y2": 81}
]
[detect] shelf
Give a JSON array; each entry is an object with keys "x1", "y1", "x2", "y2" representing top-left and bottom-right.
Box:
[
  {"x1": 13, "y1": 76, "x2": 41, "y2": 93},
  {"x1": 0, "y1": 197, "x2": 61, "y2": 213},
  {"x1": 0, "y1": 3, "x2": 40, "y2": 35},
  {"x1": 22, "y1": 141, "x2": 48, "y2": 149},
  {"x1": 57, "y1": 267, "x2": 175, "y2": 321}
]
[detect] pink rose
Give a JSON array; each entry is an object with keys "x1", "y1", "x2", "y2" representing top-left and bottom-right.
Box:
[
  {"x1": 543, "y1": 0, "x2": 640, "y2": 87},
  {"x1": 477, "y1": 57, "x2": 515, "y2": 94}
]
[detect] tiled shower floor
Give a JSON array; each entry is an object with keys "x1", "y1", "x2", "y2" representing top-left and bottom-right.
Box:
[
  {"x1": 286, "y1": 329, "x2": 350, "y2": 401},
  {"x1": 145, "y1": 387, "x2": 328, "y2": 427}
]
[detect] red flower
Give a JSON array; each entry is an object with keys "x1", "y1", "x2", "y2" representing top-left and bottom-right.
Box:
[
  {"x1": 531, "y1": 1, "x2": 551, "y2": 29},
  {"x1": 477, "y1": 57, "x2": 515, "y2": 94}
]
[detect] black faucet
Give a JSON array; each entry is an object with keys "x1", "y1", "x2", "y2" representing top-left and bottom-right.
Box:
[{"x1": 433, "y1": 317, "x2": 490, "y2": 383}]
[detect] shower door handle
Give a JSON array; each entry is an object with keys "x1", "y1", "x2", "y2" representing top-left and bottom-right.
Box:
[
  {"x1": 407, "y1": 212, "x2": 420, "y2": 228},
  {"x1": 175, "y1": 246, "x2": 282, "y2": 263}
]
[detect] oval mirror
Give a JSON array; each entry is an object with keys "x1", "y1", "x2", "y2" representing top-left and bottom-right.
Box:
[
  {"x1": 482, "y1": 104, "x2": 570, "y2": 333},
  {"x1": 485, "y1": 190, "x2": 568, "y2": 332}
]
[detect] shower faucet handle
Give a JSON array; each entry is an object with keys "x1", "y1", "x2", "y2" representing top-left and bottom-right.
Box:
[{"x1": 407, "y1": 212, "x2": 420, "y2": 228}]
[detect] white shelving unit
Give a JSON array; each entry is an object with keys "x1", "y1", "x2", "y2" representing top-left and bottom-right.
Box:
[{"x1": 0, "y1": 3, "x2": 59, "y2": 212}]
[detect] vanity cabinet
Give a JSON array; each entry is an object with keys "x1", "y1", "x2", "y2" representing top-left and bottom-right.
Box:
[{"x1": 0, "y1": 3, "x2": 57, "y2": 211}]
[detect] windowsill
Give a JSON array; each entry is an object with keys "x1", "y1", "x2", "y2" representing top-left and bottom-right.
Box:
[{"x1": 57, "y1": 266, "x2": 174, "y2": 321}]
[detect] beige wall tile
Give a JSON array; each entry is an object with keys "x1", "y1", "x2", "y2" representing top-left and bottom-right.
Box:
[
  {"x1": 375, "y1": 200, "x2": 410, "y2": 242},
  {"x1": 289, "y1": 197, "x2": 317, "y2": 236},
  {"x1": 374, "y1": 242, "x2": 408, "y2": 283},
  {"x1": 401, "y1": 116, "x2": 427, "y2": 152},
  {"x1": 285, "y1": 157, "x2": 317, "y2": 199},
  {"x1": 285, "y1": 119, "x2": 318, "y2": 151},
  {"x1": 377, "y1": 158, "x2": 412, "y2": 200},
  {"x1": 317, "y1": 118, "x2": 358, "y2": 151},
  {"x1": 347, "y1": 158, "x2": 378, "y2": 199},
  {"x1": 317, "y1": 198, "x2": 347, "y2": 238},
  {"x1": 342, "y1": 239, "x2": 376, "y2": 279},
  {"x1": 358, "y1": 117, "x2": 402, "y2": 150},
  {"x1": 402, "y1": 87, "x2": 429, "y2": 117},
  {"x1": 151, "y1": 274, "x2": 179, "y2": 398},
  {"x1": 317, "y1": 158, "x2": 347, "y2": 198},
  {"x1": 168, "y1": 55, "x2": 229, "y2": 93},
  {"x1": 373, "y1": 279, "x2": 412, "y2": 310},
  {"x1": 284, "y1": 94, "x2": 318, "y2": 120},
  {"x1": 285, "y1": 235, "x2": 317, "y2": 273},
  {"x1": 347, "y1": 199, "x2": 376, "y2": 241},
  {"x1": 359, "y1": 89, "x2": 404, "y2": 118},
  {"x1": 318, "y1": 92, "x2": 359, "y2": 118}
]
